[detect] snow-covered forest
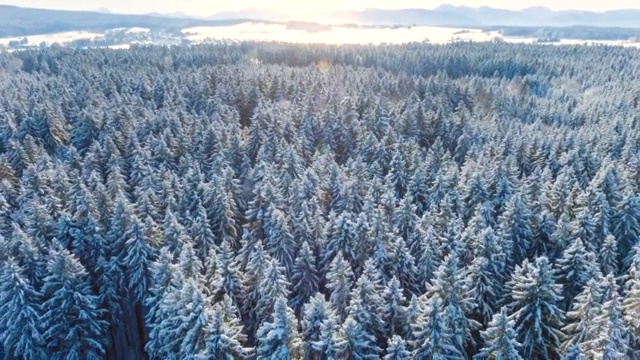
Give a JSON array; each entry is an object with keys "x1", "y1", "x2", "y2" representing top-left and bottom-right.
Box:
[{"x1": 0, "y1": 42, "x2": 639, "y2": 359}]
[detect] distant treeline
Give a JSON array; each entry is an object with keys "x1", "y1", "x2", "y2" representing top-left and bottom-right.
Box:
[{"x1": 487, "y1": 25, "x2": 640, "y2": 41}]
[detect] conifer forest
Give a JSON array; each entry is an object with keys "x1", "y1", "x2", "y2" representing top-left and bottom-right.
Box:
[{"x1": 1, "y1": 42, "x2": 640, "y2": 360}]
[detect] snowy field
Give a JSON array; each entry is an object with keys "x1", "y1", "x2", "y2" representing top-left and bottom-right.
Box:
[
  {"x1": 183, "y1": 24, "x2": 496, "y2": 45},
  {"x1": 1, "y1": 25, "x2": 639, "y2": 49},
  {"x1": 0, "y1": 31, "x2": 103, "y2": 47},
  {"x1": 183, "y1": 23, "x2": 640, "y2": 48}
]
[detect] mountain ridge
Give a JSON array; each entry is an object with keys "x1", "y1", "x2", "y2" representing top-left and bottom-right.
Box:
[{"x1": 0, "y1": 4, "x2": 640, "y2": 39}]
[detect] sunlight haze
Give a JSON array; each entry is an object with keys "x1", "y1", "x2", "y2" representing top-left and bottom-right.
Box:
[{"x1": 2, "y1": 0, "x2": 639, "y2": 15}]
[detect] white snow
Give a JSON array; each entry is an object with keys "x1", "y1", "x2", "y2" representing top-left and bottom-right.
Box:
[
  {"x1": 182, "y1": 24, "x2": 640, "y2": 48},
  {"x1": 126, "y1": 27, "x2": 151, "y2": 34},
  {"x1": 0, "y1": 31, "x2": 103, "y2": 46}
]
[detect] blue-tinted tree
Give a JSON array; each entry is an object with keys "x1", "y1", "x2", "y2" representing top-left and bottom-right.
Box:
[
  {"x1": 41, "y1": 248, "x2": 107, "y2": 359},
  {"x1": 506, "y1": 257, "x2": 565, "y2": 359}
]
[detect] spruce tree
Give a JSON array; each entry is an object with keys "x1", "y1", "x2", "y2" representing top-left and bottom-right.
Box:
[{"x1": 506, "y1": 257, "x2": 565, "y2": 359}]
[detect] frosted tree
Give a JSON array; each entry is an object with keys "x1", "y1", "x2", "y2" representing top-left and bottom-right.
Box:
[
  {"x1": 383, "y1": 335, "x2": 412, "y2": 360},
  {"x1": 41, "y1": 248, "x2": 107, "y2": 359},
  {"x1": 599, "y1": 235, "x2": 618, "y2": 275},
  {"x1": 623, "y1": 247, "x2": 640, "y2": 356},
  {"x1": 338, "y1": 317, "x2": 382, "y2": 360},
  {"x1": 301, "y1": 294, "x2": 334, "y2": 360},
  {"x1": 325, "y1": 253, "x2": 354, "y2": 322},
  {"x1": 200, "y1": 295, "x2": 253, "y2": 359},
  {"x1": 189, "y1": 201, "x2": 217, "y2": 262},
  {"x1": 290, "y1": 241, "x2": 320, "y2": 315},
  {"x1": 121, "y1": 215, "x2": 153, "y2": 303},
  {"x1": 411, "y1": 297, "x2": 463, "y2": 359},
  {"x1": 613, "y1": 195, "x2": 640, "y2": 269},
  {"x1": 584, "y1": 275, "x2": 629, "y2": 359},
  {"x1": 321, "y1": 211, "x2": 358, "y2": 275},
  {"x1": 211, "y1": 242, "x2": 246, "y2": 310},
  {"x1": 564, "y1": 345, "x2": 586, "y2": 360},
  {"x1": 0, "y1": 258, "x2": 46, "y2": 359},
  {"x1": 427, "y1": 254, "x2": 480, "y2": 355},
  {"x1": 250, "y1": 259, "x2": 291, "y2": 338},
  {"x1": 555, "y1": 238, "x2": 599, "y2": 310},
  {"x1": 263, "y1": 204, "x2": 296, "y2": 277},
  {"x1": 311, "y1": 313, "x2": 342, "y2": 360},
  {"x1": 468, "y1": 229, "x2": 504, "y2": 325},
  {"x1": 506, "y1": 257, "x2": 565, "y2": 359},
  {"x1": 256, "y1": 296, "x2": 302, "y2": 360},
  {"x1": 382, "y1": 277, "x2": 408, "y2": 338},
  {"x1": 346, "y1": 259, "x2": 386, "y2": 343},
  {"x1": 497, "y1": 193, "x2": 534, "y2": 271},
  {"x1": 391, "y1": 237, "x2": 419, "y2": 295},
  {"x1": 475, "y1": 307, "x2": 523, "y2": 360},
  {"x1": 563, "y1": 274, "x2": 605, "y2": 351}
]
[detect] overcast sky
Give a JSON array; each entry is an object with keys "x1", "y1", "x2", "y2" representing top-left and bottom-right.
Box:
[{"x1": 3, "y1": 0, "x2": 639, "y2": 15}]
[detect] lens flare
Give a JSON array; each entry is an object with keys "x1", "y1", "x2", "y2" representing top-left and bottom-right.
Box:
[{"x1": 317, "y1": 59, "x2": 330, "y2": 73}]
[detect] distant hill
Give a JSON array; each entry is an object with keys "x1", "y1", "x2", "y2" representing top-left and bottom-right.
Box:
[
  {"x1": 1, "y1": 4, "x2": 640, "y2": 40},
  {"x1": 0, "y1": 5, "x2": 246, "y2": 37}
]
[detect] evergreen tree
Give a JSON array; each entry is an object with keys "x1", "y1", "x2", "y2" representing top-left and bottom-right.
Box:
[
  {"x1": 411, "y1": 297, "x2": 463, "y2": 359},
  {"x1": 475, "y1": 307, "x2": 523, "y2": 360},
  {"x1": 383, "y1": 335, "x2": 411, "y2": 360},
  {"x1": 311, "y1": 313, "x2": 342, "y2": 360},
  {"x1": 256, "y1": 296, "x2": 302, "y2": 360},
  {"x1": 555, "y1": 238, "x2": 598, "y2": 310},
  {"x1": 623, "y1": 247, "x2": 640, "y2": 357},
  {"x1": 585, "y1": 275, "x2": 629, "y2": 359},
  {"x1": 325, "y1": 253, "x2": 354, "y2": 322},
  {"x1": 290, "y1": 241, "x2": 320, "y2": 315},
  {"x1": 251, "y1": 259, "x2": 290, "y2": 337},
  {"x1": 201, "y1": 295, "x2": 252, "y2": 359},
  {"x1": 0, "y1": 259, "x2": 46, "y2": 359},
  {"x1": 301, "y1": 294, "x2": 333, "y2": 360},
  {"x1": 41, "y1": 248, "x2": 107, "y2": 359},
  {"x1": 506, "y1": 257, "x2": 565, "y2": 359},
  {"x1": 599, "y1": 235, "x2": 618, "y2": 275},
  {"x1": 427, "y1": 254, "x2": 480, "y2": 354},
  {"x1": 382, "y1": 277, "x2": 408, "y2": 338},
  {"x1": 338, "y1": 317, "x2": 382, "y2": 360}
]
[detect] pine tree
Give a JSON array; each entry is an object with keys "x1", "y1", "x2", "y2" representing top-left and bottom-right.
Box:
[
  {"x1": 338, "y1": 317, "x2": 382, "y2": 360},
  {"x1": 564, "y1": 344, "x2": 586, "y2": 360},
  {"x1": 301, "y1": 294, "x2": 333, "y2": 360},
  {"x1": 613, "y1": 195, "x2": 640, "y2": 269},
  {"x1": 427, "y1": 254, "x2": 480, "y2": 355},
  {"x1": 623, "y1": 247, "x2": 640, "y2": 357},
  {"x1": 251, "y1": 259, "x2": 290, "y2": 338},
  {"x1": 311, "y1": 313, "x2": 342, "y2": 360},
  {"x1": 383, "y1": 335, "x2": 411, "y2": 360},
  {"x1": 499, "y1": 192, "x2": 534, "y2": 268},
  {"x1": 600, "y1": 235, "x2": 618, "y2": 275},
  {"x1": 201, "y1": 295, "x2": 252, "y2": 359},
  {"x1": 411, "y1": 297, "x2": 463, "y2": 359},
  {"x1": 256, "y1": 296, "x2": 302, "y2": 360},
  {"x1": 290, "y1": 241, "x2": 320, "y2": 315},
  {"x1": 325, "y1": 253, "x2": 354, "y2": 322},
  {"x1": 585, "y1": 275, "x2": 629, "y2": 359},
  {"x1": 0, "y1": 258, "x2": 46, "y2": 359},
  {"x1": 506, "y1": 257, "x2": 565, "y2": 359},
  {"x1": 382, "y1": 277, "x2": 408, "y2": 338},
  {"x1": 555, "y1": 238, "x2": 598, "y2": 310},
  {"x1": 41, "y1": 248, "x2": 107, "y2": 359},
  {"x1": 475, "y1": 307, "x2": 523, "y2": 360},
  {"x1": 563, "y1": 274, "x2": 605, "y2": 352},
  {"x1": 212, "y1": 241, "x2": 247, "y2": 310},
  {"x1": 121, "y1": 215, "x2": 153, "y2": 303},
  {"x1": 346, "y1": 259, "x2": 386, "y2": 342},
  {"x1": 189, "y1": 201, "x2": 217, "y2": 262}
]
